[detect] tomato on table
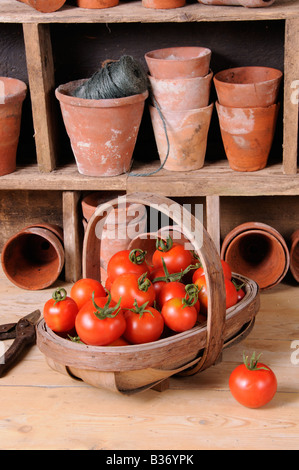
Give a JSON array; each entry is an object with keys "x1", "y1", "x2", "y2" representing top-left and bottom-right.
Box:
[
  {"x1": 123, "y1": 301, "x2": 164, "y2": 344},
  {"x1": 107, "y1": 249, "x2": 149, "y2": 282},
  {"x1": 43, "y1": 287, "x2": 79, "y2": 334},
  {"x1": 111, "y1": 272, "x2": 156, "y2": 309},
  {"x1": 152, "y1": 236, "x2": 193, "y2": 275},
  {"x1": 75, "y1": 292, "x2": 126, "y2": 346},
  {"x1": 229, "y1": 352, "x2": 277, "y2": 408},
  {"x1": 70, "y1": 278, "x2": 106, "y2": 310}
]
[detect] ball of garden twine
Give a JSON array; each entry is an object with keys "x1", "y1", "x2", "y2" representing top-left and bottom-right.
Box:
[
  {"x1": 72, "y1": 55, "x2": 169, "y2": 177},
  {"x1": 73, "y1": 55, "x2": 149, "y2": 99}
]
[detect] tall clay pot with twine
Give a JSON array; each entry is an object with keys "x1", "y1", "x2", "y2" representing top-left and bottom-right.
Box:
[
  {"x1": 56, "y1": 56, "x2": 149, "y2": 177},
  {"x1": 0, "y1": 77, "x2": 27, "y2": 177}
]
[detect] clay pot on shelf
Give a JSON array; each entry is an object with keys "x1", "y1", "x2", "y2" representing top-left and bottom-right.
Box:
[
  {"x1": 289, "y1": 229, "x2": 299, "y2": 283},
  {"x1": 148, "y1": 71, "x2": 213, "y2": 111},
  {"x1": 55, "y1": 79, "x2": 148, "y2": 177},
  {"x1": 145, "y1": 47, "x2": 212, "y2": 79},
  {"x1": 214, "y1": 66, "x2": 282, "y2": 108},
  {"x1": 197, "y1": 0, "x2": 276, "y2": 6},
  {"x1": 142, "y1": 0, "x2": 186, "y2": 8},
  {"x1": 221, "y1": 222, "x2": 289, "y2": 289},
  {"x1": 149, "y1": 103, "x2": 213, "y2": 172},
  {"x1": 82, "y1": 192, "x2": 147, "y2": 281},
  {"x1": 0, "y1": 77, "x2": 27, "y2": 177},
  {"x1": 1, "y1": 224, "x2": 65, "y2": 290},
  {"x1": 76, "y1": 0, "x2": 119, "y2": 8},
  {"x1": 216, "y1": 101, "x2": 279, "y2": 172},
  {"x1": 17, "y1": 0, "x2": 67, "y2": 12}
]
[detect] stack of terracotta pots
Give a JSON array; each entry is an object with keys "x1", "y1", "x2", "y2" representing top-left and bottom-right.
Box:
[
  {"x1": 145, "y1": 46, "x2": 214, "y2": 172},
  {"x1": 214, "y1": 66, "x2": 282, "y2": 171}
]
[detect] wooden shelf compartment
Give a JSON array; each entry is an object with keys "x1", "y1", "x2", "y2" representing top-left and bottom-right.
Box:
[
  {"x1": 1, "y1": 160, "x2": 298, "y2": 195},
  {"x1": 0, "y1": 0, "x2": 298, "y2": 176}
]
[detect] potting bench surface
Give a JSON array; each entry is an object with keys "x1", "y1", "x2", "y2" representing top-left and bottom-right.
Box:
[{"x1": 0, "y1": 264, "x2": 298, "y2": 451}]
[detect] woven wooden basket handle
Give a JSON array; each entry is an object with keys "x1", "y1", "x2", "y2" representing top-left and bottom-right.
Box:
[{"x1": 82, "y1": 192, "x2": 226, "y2": 374}]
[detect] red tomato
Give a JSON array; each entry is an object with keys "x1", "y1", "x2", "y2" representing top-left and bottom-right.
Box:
[
  {"x1": 152, "y1": 236, "x2": 193, "y2": 274},
  {"x1": 111, "y1": 272, "x2": 156, "y2": 309},
  {"x1": 161, "y1": 297, "x2": 197, "y2": 333},
  {"x1": 75, "y1": 293, "x2": 126, "y2": 346},
  {"x1": 150, "y1": 267, "x2": 168, "y2": 298},
  {"x1": 107, "y1": 249, "x2": 149, "y2": 282},
  {"x1": 194, "y1": 276, "x2": 209, "y2": 314},
  {"x1": 225, "y1": 278, "x2": 238, "y2": 308},
  {"x1": 43, "y1": 287, "x2": 79, "y2": 334},
  {"x1": 123, "y1": 303, "x2": 164, "y2": 344},
  {"x1": 192, "y1": 260, "x2": 232, "y2": 283},
  {"x1": 195, "y1": 276, "x2": 238, "y2": 312},
  {"x1": 70, "y1": 278, "x2": 106, "y2": 310},
  {"x1": 157, "y1": 281, "x2": 186, "y2": 308},
  {"x1": 107, "y1": 337, "x2": 130, "y2": 346},
  {"x1": 229, "y1": 352, "x2": 277, "y2": 408}
]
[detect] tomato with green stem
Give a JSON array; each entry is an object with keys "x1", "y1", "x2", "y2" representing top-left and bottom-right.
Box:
[
  {"x1": 75, "y1": 291, "x2": 126, "y2": 346},
  {"x1": 107, "y1": 249, "x2": 149, "y2": 282},
  {"x1": 161, "y1": 295, "x2": 198, "y2": 333},
  {"x1": 70, "y1": 278, "x2": 106, "y2": 310},
  {"x1": 123, "y1": 300, "x2": 164, "y2": 344},
  {"x1": 192, "y1": 260, "x2": 232, "y2": 283},
  {"x1": 111, "y1": 272, "x2": 156, "y2": 309},
  {"x1": 195, "y1": 275, "x2": 238, "y2": 313},
  {"x1": 229, "y1": 352, "x2": 277, "y2": 408},
  {"x1": 152, "y1": 236, "x2": 193, "y2": 274},
  {"x1": 43, "y1": 287, "x2": 79, "y2": 334}
]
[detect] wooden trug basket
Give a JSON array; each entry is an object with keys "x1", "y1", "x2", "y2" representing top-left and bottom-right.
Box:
[{"x1": 36, "y1": 193, "x2": 260, "y2": 395}]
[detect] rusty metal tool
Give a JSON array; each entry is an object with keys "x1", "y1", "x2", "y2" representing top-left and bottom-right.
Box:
[{"x1": 0, "y1": 310, "x2": 41, "y2": 378}]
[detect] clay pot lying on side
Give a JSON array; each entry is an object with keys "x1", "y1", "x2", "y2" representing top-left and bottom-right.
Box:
[
  {"x1": 289, "y1": 229, "x2": 299, "y2": 283},
  {"x1": 1, "y1": 225, "x2": 64, "y2": 290},
  {"x1": 221, "y1": 222, "x2": 289, "y2": 289},
  {"x1": 145, "y1": 47, "x2": 212, "y2": 79},
  {"x1": 214, "y1": 66, "x2": 282, "y2": 108},
  {"x1": 216, "y1": 101, "x2": 279, "y2": 172},
  {"x1": 148, "y1": 71, "x2": 213, "y2": 111}
]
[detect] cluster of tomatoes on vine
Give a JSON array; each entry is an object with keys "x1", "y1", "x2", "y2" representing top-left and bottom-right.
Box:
[{"x1": 43, "y1": 235, "x2": 245, "y2": 347}]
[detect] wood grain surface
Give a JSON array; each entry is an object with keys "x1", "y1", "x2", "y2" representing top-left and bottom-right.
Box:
[{"x1": 0, "y1": 264, "x2": 298, "y2": 450}]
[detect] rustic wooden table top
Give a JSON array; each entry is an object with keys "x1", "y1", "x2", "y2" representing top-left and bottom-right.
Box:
[{"x1": 0, "y1": 265, "x2": 298, "y2": 450}]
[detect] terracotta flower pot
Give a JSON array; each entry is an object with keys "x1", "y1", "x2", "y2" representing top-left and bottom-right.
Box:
[
  {"x1": 1, "y1": 226, "x2": 65, "y2": 290},
  {"x1": 216, "y1": 101, "x2": 279, "y2": 172},
  {"x1": 145, "y1": 47, "x2": 212, "y2": 79},
  {"x1": 289, "y1": 229, "x2": 299, "y2": 283},
  {"x1": 149, "y1": 103, "x2": 213, "y2": 172},
  {"x1": 76, "y1": 0, "x2": 119, "y2": 8},
  {"x1": 214, "y1": 66, "x2": 282, "y2": 108},
  {"x1": 197, "y1": 0, "x2": 275, "y2": 6},
  {"x1": 142, "y1": 0, "x2": 186, "y2": 8},
  {"x1": 221, "y1": 222, "x2": 289, "y2": 289},
  {"x1": 55, "y1": 79, "x2": 148, "y2": 177},
  {"x1": 148, "y1": 71, "x2": 213, "y2": 111},
  {"x1": 0, "y1": 77, "x2": 27, "y2": 177},
  {"x1": 82, "y1": 192, "x2": 147, "y2": 281},
  {"x1": 17, "y1": 0, "x2": 67, "y2": 12}
]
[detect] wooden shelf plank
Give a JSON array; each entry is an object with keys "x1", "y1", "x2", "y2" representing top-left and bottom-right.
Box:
[
  {"x1": 0, "y1": 160, "x2": 298, "y2": 195},
  {"x1": 0, "y1": 0, "x2": 298, "y2": 24}
]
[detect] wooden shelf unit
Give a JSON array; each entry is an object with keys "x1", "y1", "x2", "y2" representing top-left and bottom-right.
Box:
[{"x1": 0, "y1": 0, "x2": 299, "y2": 281}]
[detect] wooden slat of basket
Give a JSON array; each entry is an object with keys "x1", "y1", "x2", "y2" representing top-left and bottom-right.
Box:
[{"x1": 82, "y1": 192, "x2": 226, "y2": 374}]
